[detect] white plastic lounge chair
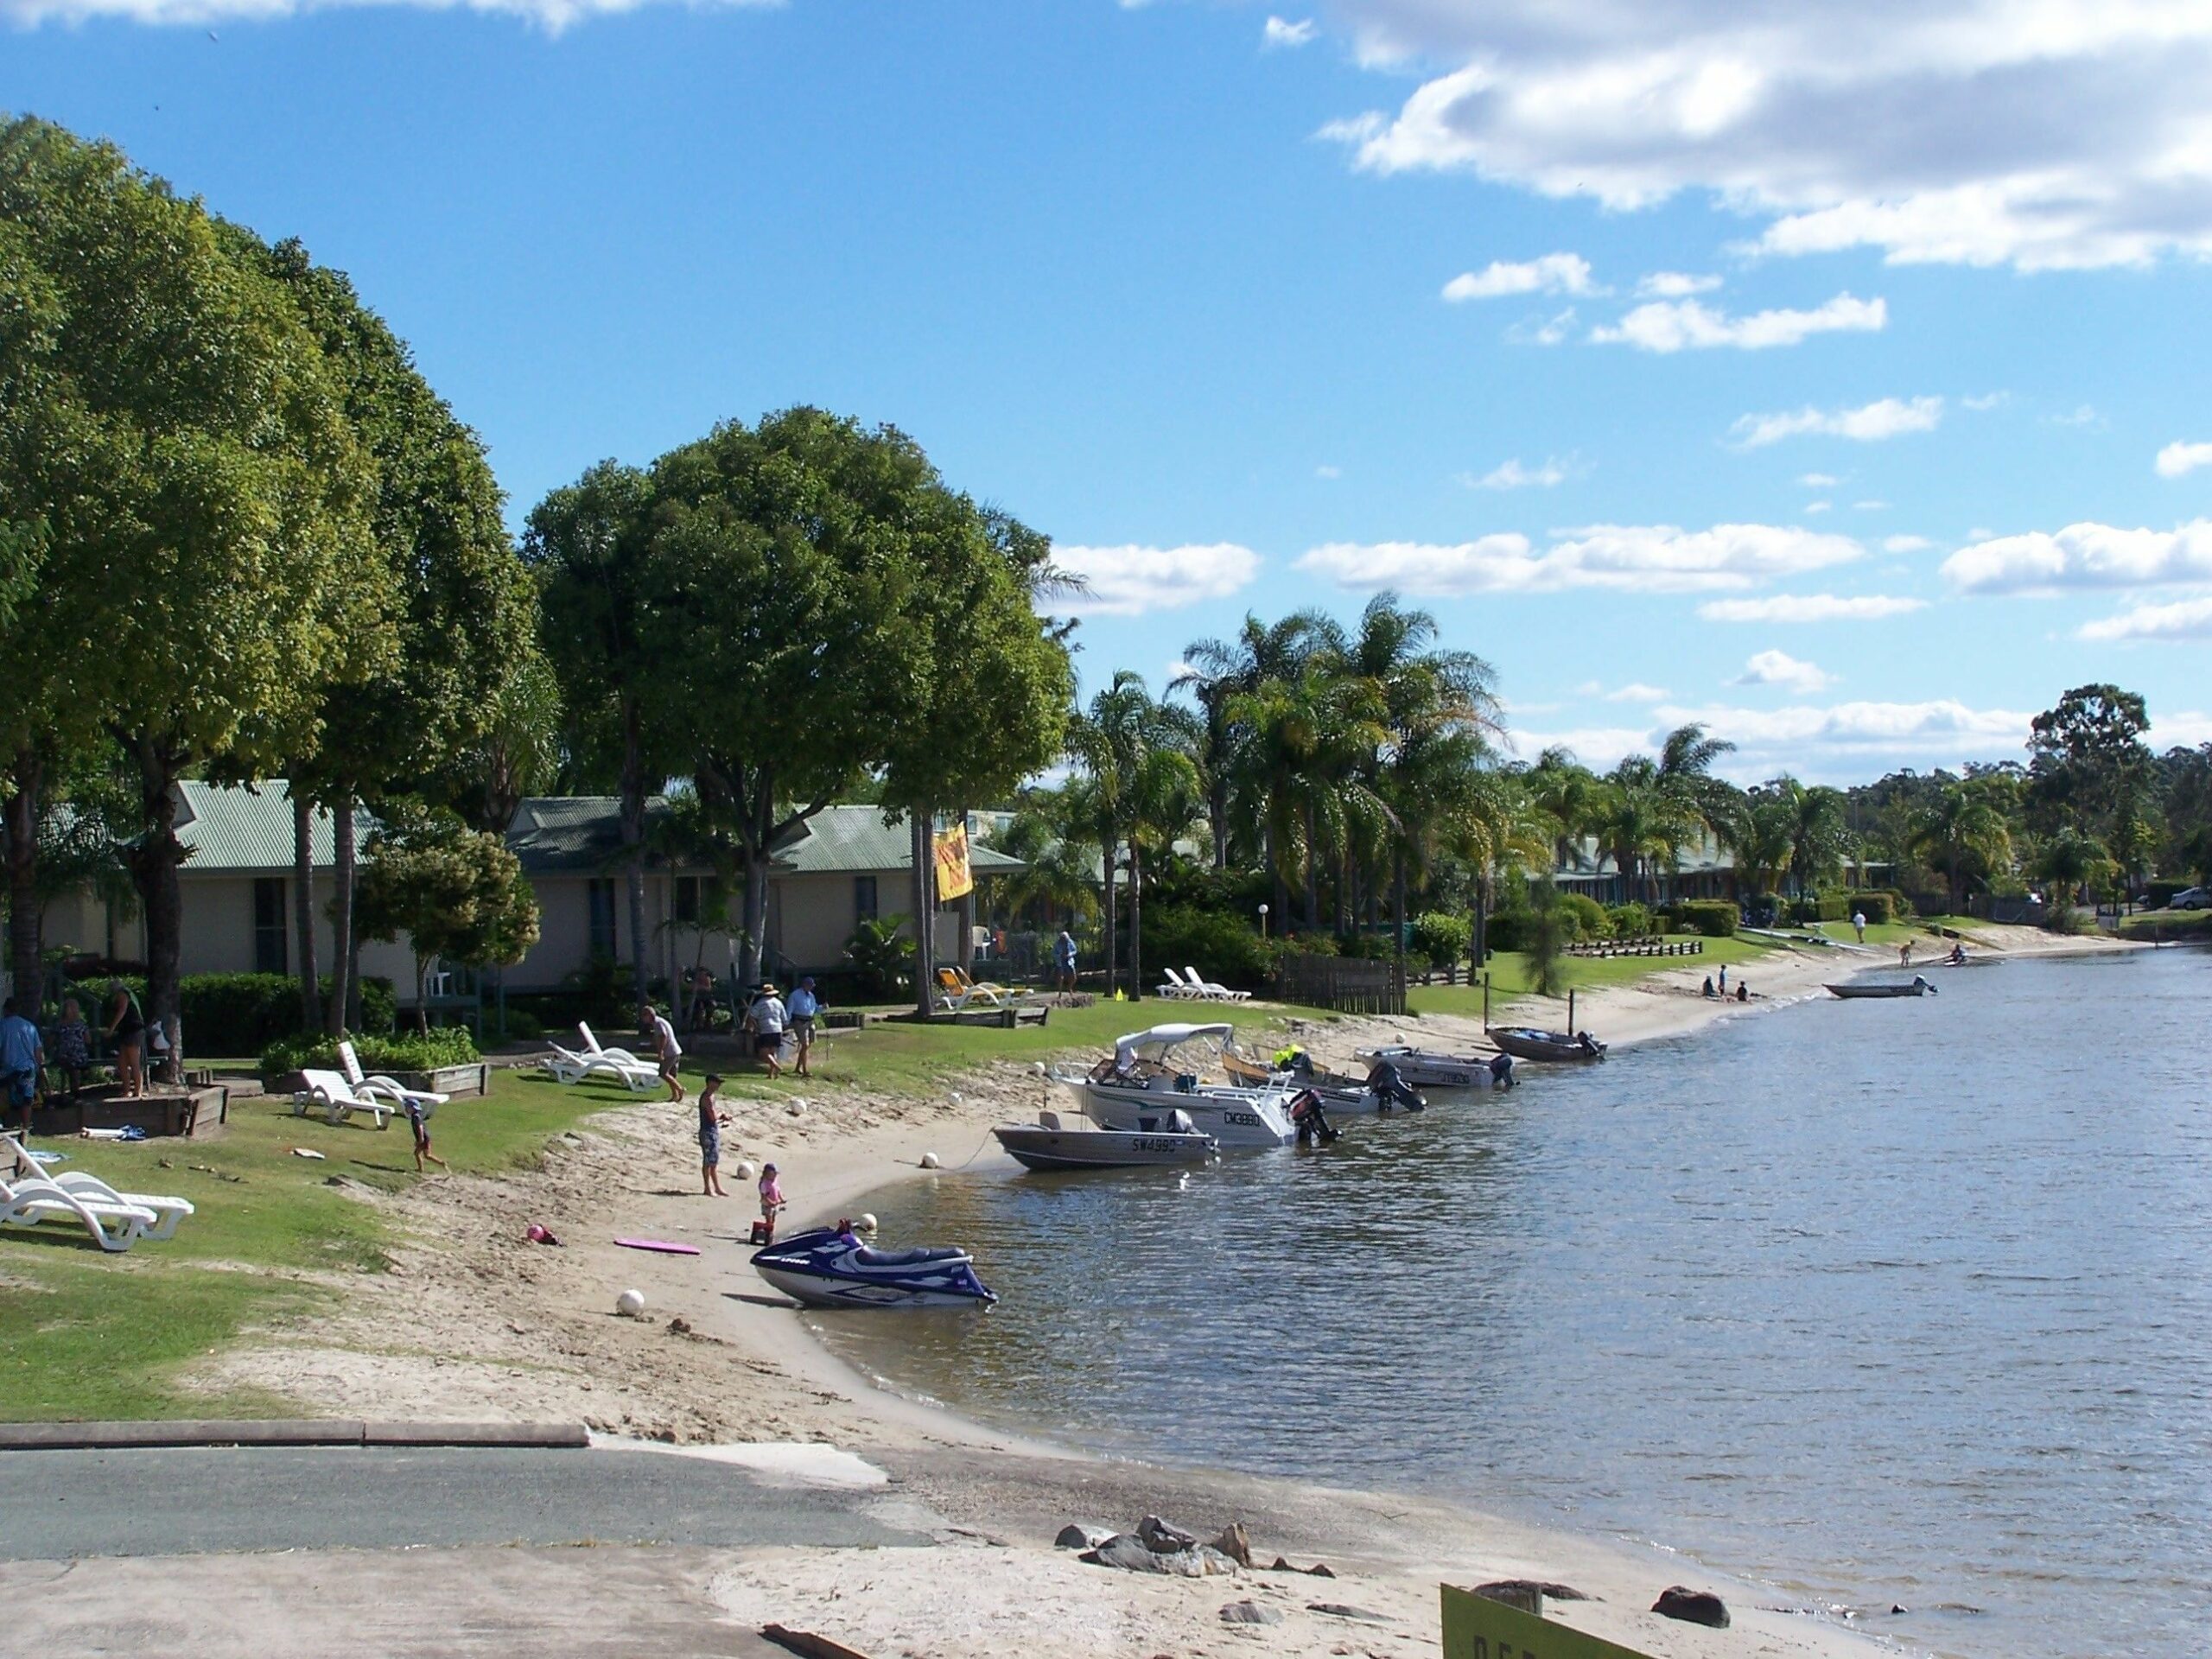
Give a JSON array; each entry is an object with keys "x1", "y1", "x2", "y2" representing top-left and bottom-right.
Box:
[
  {"x1": 339, "y1": 1041, "x2": 444, "y2": 1119},
  {"x1": 1156, "y1": 967, "x2": 1202, "y2": 1000},
  {"x1": 933, "y1": 969, "x2": 1011, "y2": 1012},
  {"x1": 1186, "y1": 966, "x2": 1251, "y2": 1003},
  {"x1": 2, "y1": 1135, "x2": 194, "y2": 1242},
  {"x1": 537, "y1": 1042, "x2": 658, "y2": 1091},
  {"x1": 575, "y1": 1023, "x2": 651, "y2": 1069},
  {"x1": 1, "y1": 1168, "x2": 156, "y2": 1253},
  {"x1": 290, "y1": 1070, "x2": 397, "y2": 1129}
]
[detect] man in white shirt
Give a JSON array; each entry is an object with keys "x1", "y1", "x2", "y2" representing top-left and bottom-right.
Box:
[
  {"x1": 747, "y1": 984, "x2": 789, "y2": 1079},
  {"x1": 640, "y1": 1001, "x2": 684, "y2": 1103}
]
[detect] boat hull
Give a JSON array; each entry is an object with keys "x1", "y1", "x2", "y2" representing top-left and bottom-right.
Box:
[
  {"x1": 1825, "y1": 982, "x2": 1932, "y2": 999},
  {"x1": 1354, "y1": 1047, "x2": 1500, "y2": 1090},
  {"x1": 1078, "y1": 1082, "x2": 1296, "y2": 1147},
  {"x1": 1491, "y1": 1028, "x2": 1606, "y2": 1063},
  {"x1": 750, "y1": 1228, "x2": 996, "y2": 1308},
  {"x1": 993, "y1": 1125, "x2": 1217, "y2": 1170}
]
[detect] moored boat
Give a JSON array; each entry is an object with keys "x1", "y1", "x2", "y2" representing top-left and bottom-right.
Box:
[
  {"x1": 992, "y1": 1109, "x2": 1217, "y2": 1171},
  {"x1": 751, "y1": 1225, "x2": 997, "y2": 1308},
  {"x1": 1067, "y1": 1023, "x2": 1299, "y2": 1147},
  {"x1": 1352, "y1": 1043, "x2": 1510, "y2": 1090},
  {"x1": 1491, "y1": 1027, "x2": 1607, "y2": 1064},
  {"x1": 1221, "y1": 1042, "x2": 1423, "y2": 1113},
  {"x1": 1826, "y1": 975, "x2": 1937, "y2": 999}
]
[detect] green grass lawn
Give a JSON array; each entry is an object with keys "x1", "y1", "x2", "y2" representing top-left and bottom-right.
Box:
[{"x1": 1407, "y1": 932, "x2": 1779, "y2": 1020}]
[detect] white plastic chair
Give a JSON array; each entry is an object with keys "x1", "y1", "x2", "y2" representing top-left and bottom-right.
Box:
[
  {"x1": 537, "y1": 1041, "x2": 658, "y2": 1091},
  {"x1": 1, "y1": 1166, "x2": 156, "y2": 1253},
  {"x1": 290, "y1": 1069, "x2": 396, "y2": 1128},
  {"x1": 1156, "y1": 967, "x2": 1200, "y2": 1000},
  {"x1": 339, "y1": 1041, "x2": 445, "y2": 1118},
  {"x1": 3, "y1": 1135, "x2": 194, "y2": 1242},
  {"x1": 576, "y1": 1023, "x2": 650, "y2": 1068},
  {"x1": 1186, "y1": 966, "x2": 1251, "y2": 1002}
]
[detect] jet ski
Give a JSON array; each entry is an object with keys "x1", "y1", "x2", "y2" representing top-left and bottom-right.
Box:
[{"x1": 750, "y1": 1225, "x2": 997, "y2": 1308}]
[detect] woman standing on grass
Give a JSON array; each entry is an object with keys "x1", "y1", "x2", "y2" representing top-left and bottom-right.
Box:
[{"x1": 104, "y1": 982, "x2": 143, "y2": 1099}]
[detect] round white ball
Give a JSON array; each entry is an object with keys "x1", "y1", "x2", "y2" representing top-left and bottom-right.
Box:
[
  {"x1": 616, "y1": 1288, "x2": 645, "y2": 1318},
  {"x1": 857, "y1": 1212, "x2": 879, "y2": 1233},
  {"x1": 734, "y1": 1160, "x2": 758, "y2": 1182},
  {"x1": 919, "y1": 1151, "x2": 941, "y2": 1169}
]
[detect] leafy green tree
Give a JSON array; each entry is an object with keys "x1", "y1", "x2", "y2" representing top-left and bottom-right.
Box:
[
  {"x1": 355, "y1": 809, "x2": 541, "y2": 1035},
  {"x1": 1174, "y1": 610, "x2": 1337, "y2": 871},
  {"x1": 1906, "y1": 780, "x2": 2016, "y2": 912},
  {"x1": 0, "y1": 118, "x2": 374, "y2": 1046},
  {"x1": 2033, "y1": 824, "x2": 2112, "y2": 910},
  {"x1": 2028, "y1": 683, "x2": 2152, "y2": 836}
]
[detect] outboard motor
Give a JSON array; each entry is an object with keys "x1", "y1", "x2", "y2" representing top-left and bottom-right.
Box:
[
  {"x1": 1488, "y1": 1051, "x2": 1516, "y2": 1090},
  {"x1": 1288, "y1": 1087, "x2": 1340, "y2": 1146},
  {"x1": 1363, "y1": 1058, "x2": 1427, "y2": 1113}
]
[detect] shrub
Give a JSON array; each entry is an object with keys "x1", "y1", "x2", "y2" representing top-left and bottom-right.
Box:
[
  {"x1": 1677, "y1": 899, "x2": 1739, "y2": 938},
  {"x1": 1557, "y1": 892, "x2": 1608, "y2": 942},
  {"x1": 1338, "y1": 931, "x2": 1395, "y2": 961},
  {"x1": 1141, "y1": 904, "x2": 1269, "y2": 990},
  {"x1": 1605, "y1": 902, "x2": 1653, "y2": 939},
  {"x1": 2143, "y1": 880, "x2": 2188, "y2": 909},
  {"x1": 69, "y1": 973, "x2": 396, "y2": 1056},
  {"x1": 1484, "y1": 910, "x2": 1532, "y2": 952},
  {"x1": 842, "y1": 918, "x2": 912, "y2": 1001},
  {"x1": 1850, "y1": 891, "x2": 1897, "y2": 925},
  {"x1": 260, "y1": 1026, "x2": 480, "y2": 1077},
  {"x1": 1412, "y1": 911, "x2": 1471, "y2": 970},
  {"x1": 498, "y1": 1007, "x2": 544, "y2": 1041}
]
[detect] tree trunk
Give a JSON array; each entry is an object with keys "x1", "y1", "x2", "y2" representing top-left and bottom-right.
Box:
[
  {"x1": 910, "y1": 808, "x2": 936, "y2": 1017},
  {"x1": 4, "y1": 748, "x2": 43, "y2": 1019},
  {"x1": 1266, "y1": 823, "x2": 1288, "y2": 930},
  {"x1": 1209, "y1": 777, "x2": 1230, "y2": 871},
  {"x1": 325, "y1": 795, "x2": 355, "y2": 1035},
  {"x1": 1128, "y1": 836, "x2": 1142, "y2": 1001},
  {"x1": 1392, "y1": 843, "x2": 1408, "y2": 975},
  {"x1": 414, "y1": 952, "x2": 430, "y2": 1037},
  {"x1": 619, "y1": 700, "x2": 650, "y2": 1008},
  {"x1": 1302, "y1": 801, "x2": 1319, "y2": 929},
  {"x1": 293, "y1": 791, "x2": 320, "y2": 1033},
  {"x1": 1098, "y1": 821, "x2": 1119, "y2": 998},
  {"x1": 127, "y1": 736, "x2": 185, "y2": 1068}
]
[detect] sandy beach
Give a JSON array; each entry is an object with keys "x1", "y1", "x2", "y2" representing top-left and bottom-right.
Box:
[{"x1": 186, "y1": 922, "x2": 2135, "y2": 1659}]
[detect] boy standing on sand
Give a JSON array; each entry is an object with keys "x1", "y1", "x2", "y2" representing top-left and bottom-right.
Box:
[
  {"x1": 697, "y1": 1074, "x2": 728, "y2": 1197},
  {"x1": 641, "y1": 1001, "x2": 685, "y2": 1103},
  {"x1": 758, "y1": 1160, "x2": 785, "y2": 1239}
]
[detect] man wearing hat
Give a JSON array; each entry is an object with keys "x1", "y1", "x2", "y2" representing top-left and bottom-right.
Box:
[
  {"x1": 785, "y1": 976, "x2": 821, "y2": 1079},
  {"x1": 747, "y1": 982, "x2": 789, "y2": 1078}
]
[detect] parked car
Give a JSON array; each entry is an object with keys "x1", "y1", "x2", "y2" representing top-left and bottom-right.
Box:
[{"x1": 2168, "y1": 887, "x2": 2211, "y2": 910}]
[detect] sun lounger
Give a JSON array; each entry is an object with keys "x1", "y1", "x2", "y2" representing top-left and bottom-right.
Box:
[
  {"x1": 1185, "y1": 966, "x2": 1251, "y2": 1002},
  {"x1": 1, "y1": 1167, "x2": 157, "y2": 1252},
  {"x1": 933, "y1": 969, "x2": 1013, "y2": 1011},
  {"x1": 2, "y1": 1134, "x2": 195, "y2": 1242},
  {"x1": 1156, "y1": 967, "x2": 1205, "y2": 1000},
  {"x1": 537, "y1": 1042, "x2": 658, "y2": 1091},
  {"x1": 575, "y1": 1023, "x2": 650, "y2": 1070},
  {"x1": 290, "y1": 1070, "x2": 397, "y2": 1128},
  {"x1": 339, "y1": 1041, "x2": 443, "y2": 1119}
]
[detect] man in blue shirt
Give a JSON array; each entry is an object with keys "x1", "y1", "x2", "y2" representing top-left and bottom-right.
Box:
[
  {"x1": 0, "y1": 997, "x2": 45, "y2": 1134},
  {"x1": 1054, "y1": 930, "x2": 1078, "y2": 994},
  {"x1": 785, "y1": 976, "x2": 821, "y2": 1079}
]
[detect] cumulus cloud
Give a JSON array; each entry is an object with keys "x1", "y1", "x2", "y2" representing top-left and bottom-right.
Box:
[
  {"x1": 1731, "y1": 396, "x2": 1942, "y2": 448},
  {"x1": 1317, "y1": 3, "x2": 2212, "y2": 271},
  {"x1": 1653, "y1": 698, "x2": 2037, "y2": 779},
  {"x1": 10, "y1": 0, "x2": 770, "y2": 27},
  {"x1": 1463, "y1": 456, "x2": 1573, "y2": 490},
  {"x1": 1507, "y1": 725, "x2": 1661, "y2": 771},
  {"x1": 1262, "y1": 16, "x2": 1315, "y2": 48},
  {"x1": 1732, "y1": 648, "x2": 1835, "y2": 693},
  {"x1": 1637, "y1": 271, "x2": 1722, "y2": 298},
  {"x1": 1698, "y1": 593, "x2": 1926, "y2": 622},
  {"x1": 2156, "y1": 441, "x2": 2212, "y2": 479},
  {"x1": 1055, "y1": 543, "x2": 1261, "y2": 615},
  {"x1": 2079, "y1": 596, "x2": 2212, "y2": 643},
  {"x1": 1295, "y1": 523, "x2": 1861, "y2": 597},
  {"x1": 1800, "y1": 473, "x2": 1840, "y2": 488},
  {"x1": 1605, "y1": 683, "x2": 1671, "y2": 702},
  {"x1": 1942, "y1": 519, "x2": 2212, "y2": 594},
  {"x1": 1963, "y1": 392, "x2": 2011, "y2": 411},
  {"x1": 1592, "y1": 294, "x2": 1885, "y2": 353},
  {"x1": 1505, "y1": 307, "x2": 1579, "y2": 346},
  {"x1": 1804, "y1": 500, "x2": 1833, "y2": 514},
  {"x1": 1443, "y1": 253, "x2": 1597, "y2": 302},
  {"x1": 1884, "y1": 535, "x2": 1934, "y2": 554}
]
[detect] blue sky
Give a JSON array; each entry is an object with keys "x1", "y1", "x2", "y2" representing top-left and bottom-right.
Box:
[{"x1": 9, "y1": 0, "x2": 2212, "y2": 783}]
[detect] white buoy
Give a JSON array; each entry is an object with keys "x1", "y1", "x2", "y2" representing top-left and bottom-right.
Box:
[
  {"x1": 734, "y1": 1160, "x2": 757, "y2": 1182},
  {"x1": 616, "y1": 1288, "x2": 645, "y2": 1318},
  {"x1": 949, "y1": 1090, "x2": 963, "y2": 1108},
  {"x1": 1031, "y1": 1061, "x2": 1047, "y2": 1077},
  {"x1": 857, "y1": 1212, "x2": 879, "y2": 1233},
  {"x1": 920, "y1": 1152, "x2": 941, "y2": 1169}
]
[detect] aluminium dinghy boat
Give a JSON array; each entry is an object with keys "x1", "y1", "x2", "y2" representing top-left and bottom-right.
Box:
[
  {"x1": 1826, "y1": 975, "x2": 1937, "y2": 999},
  {"x1": 1222, "y1": 1042, "x2": 1427, "y2": 1114},
  {"x1": 751, "y1": 1225, "x2": 997, "y2": 1308},
  {"x1": 992, "y1": 1108, "x2": 1217, "y2": 1172},
  {"x1": 1490, "y1": 1027, "x2": 1608, "y2": 1064},
  {"x1": 1352, "y1": 1043, "x2": 1514, "y2": 1091}
]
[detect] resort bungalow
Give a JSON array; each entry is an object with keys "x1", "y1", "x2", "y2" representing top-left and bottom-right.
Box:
[{"x1": 36, "y1": 782, "x2": 1024, "y2": 1007}]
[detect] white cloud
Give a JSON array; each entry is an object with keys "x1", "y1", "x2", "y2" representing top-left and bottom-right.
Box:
[
  {"x1": 1963, "y1": 392, "x2": 2011, "y2": 411},
  {"x1": 1804, "y1": 500, "x2": 1833, "y2": 515},
  {"x1": 1605, "y1": 682, "x2": 1670, "y2": 703},
  {"x1": 2152, "y1": 710, "x2": 2212, "y2": 748},
  {"x1": 1884, "y1": 535, "x2": 1934, "y2": 554},
  {"x1": 1854, "y1": 499, "x2": 1888, "y2": 512},
  {"x1": 1464, "y1": 455, "x2": 1574, "y2": 490},
  {"x1": 1442, "y1": 253, "x2": 1597, "y2": 302},
  {"x1": 2050, "y1": 404, "x2": 2104, "y2": 428},
  {"x1": 1698, "y1": 593, "x2": 1927, "y2": 623},
  {"x1": 1732, "y1": 648, "x2": 1835, "y2": 693},
  {"x1": 1730, "y1": 396, "x2": 1942, "y2": 448},
  {"x1": 1505, "y1": 307, "x2": 1578, "y2": 346},
  {"x1": 1943, "y1": 519, "x2": 2212, "y2": 594},
  {"x1": 1652, "y1": 698, "x2": 2036, "y2": 781},
  {"x1": 2156, "y1": 441, "x2": 2212, "y2": 479},
  {"x1": 13, "y1": 0, "x2": 774, "y2": 29},
  {"x1": 1295, "y1": 522, "x2": 1862, "y2": 597},
  {"x1": 1636, "y1": 271, "x2": 1722, "y2": 298},
  {"x1": 1799, "y1": 473, "x2": 1840, "y2": 488},
  {"x1": 1055, "y1": 543, "x2": 1262, "y2": 615},
  {"x1": 2079, "y1": 596, "x2": 2212, "y2": 643},
  {"x1": 1314, "y1": 464, "x2": 1343, "y2": 480},
  {"x1": 1262, "y1": 16, "x2": 1315, "y2": 49},
  {"x1": 1318, "y1": 4, "x2": 2212, "y2": 271},
  {"x1": 1592, "y1": 294, "x2": 1885, "y2": 353},
  {"x1": 1507, "y1": 724, "x2": 1662, "y2": 771}
]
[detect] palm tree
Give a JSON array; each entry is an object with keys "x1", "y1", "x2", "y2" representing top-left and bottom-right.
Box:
[
  {"x1": 1526, "y1": 748, "x2": 1604, "y2": 874},
  {"x1": 1227, "y1": 662, "x2": 1387, "y2": 931},
  {"x1": 995, "y1": 787, "x2": 1101, "y2": 933},
  {"x1": 1764, "y1": 776, "x2": 1853, "y2": 898},
  {"x1": 1173, "y1": 611, "x2": 1338, "y2": 870},
  {"x1": 1722, "y1": 787, "x2": 1796, "y2": 899},
  {"x1": 2034, "y1": 824, "x2": 2110, "y2": 910},
  {"x1": 1598, "y1": 755, "x2": 1700, "y2": 905},
  {"x1": 1907, "y1": 782, "x2": 2015, "y2": 913},
  {"x1": 1066, "y1": 672, "x2": 1201, "y2": 998}
]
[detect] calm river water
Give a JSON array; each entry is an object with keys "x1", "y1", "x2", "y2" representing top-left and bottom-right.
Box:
[{"x1": 815, "y1": 948, "x2": 2212, "y2": 1658}]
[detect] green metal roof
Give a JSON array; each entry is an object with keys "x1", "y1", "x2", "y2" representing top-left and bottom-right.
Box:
[
  {"x1": 175, "y1": 781, "x2": 374, "y2": 874},
  {"x1": 776, "y1": 806, "x2": 1025, "y2": 876}
]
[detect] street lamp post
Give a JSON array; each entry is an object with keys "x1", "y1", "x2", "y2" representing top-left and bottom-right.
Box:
[{"x1": 1258, "y1": 902, "x2": 1269, "y2": 939}]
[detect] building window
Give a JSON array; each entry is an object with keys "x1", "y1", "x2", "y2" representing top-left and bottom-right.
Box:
[
  {"x1": 674, "y1": 875, "x2": 700, "y2": 925},
  {"x1": 253, "y1": 879, "x2": 287, "y2": 976},
  {"x1": 854, "y1": 875, "x2": 877, "y2": 923},
  {"x1": 588, "y1": 879, "x2": 617, "y2": 960}
]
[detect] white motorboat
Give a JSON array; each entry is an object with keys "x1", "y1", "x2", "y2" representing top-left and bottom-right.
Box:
[
  {"x1": 1222, "y1": 1040, "x2": 1427, "y2": 1114},
  {"x1": 992, "y1": 1109, "x2": 1218, "y2": 1171},
  {"x1": 1353, "y1": 1043, "x2": 1511, "y2": 1091},
  {"x1": 1063, "y1": 1023, "x2": 1298, "y2": 1147}
]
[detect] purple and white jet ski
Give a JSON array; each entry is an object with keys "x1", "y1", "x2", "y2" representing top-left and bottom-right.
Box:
[{"x1": 750, "y1": 1226, "x2": 997, "y2": 1309}]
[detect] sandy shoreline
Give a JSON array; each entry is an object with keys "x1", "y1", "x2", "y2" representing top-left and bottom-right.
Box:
[{"x1": 188, "y1": 922, "x2": 2133, "y2": 1657}]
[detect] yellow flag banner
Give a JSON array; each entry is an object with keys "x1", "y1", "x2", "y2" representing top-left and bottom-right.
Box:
[
  {"x1": 932, "y1": 823, "x2": 974, "y2": 901},
  {"x1": 1440, "y1": 1585, "x2": 1658, "y2": 1659}
]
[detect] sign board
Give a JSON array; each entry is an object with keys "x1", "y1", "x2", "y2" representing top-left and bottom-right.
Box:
[
  {"x1": 1440, "y1": 1585, "x2": 1657, "y2": 1659},
  {"x1": 932, "y1": 823, "x2": 974, "y2": 901}
]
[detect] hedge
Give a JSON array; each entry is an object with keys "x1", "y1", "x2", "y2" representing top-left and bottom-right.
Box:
[
  {"x1": 2118, "y1": 909, "x2": 2212, "y2": 940},
  {"x1": 1141, "y1": 904, "x2": 1269, "y2": 992},
  {"x1": 1605, "y1": 902, "x2": 1653, "y2": 939},
  {"x1": 1558, "y1": 892, "x2": 1608, "y2": 942},
  {"x1": 67, "y1": 973, "x2": 396, "y2": 1055},
  {"x1": 1675, "y1": 899, "x2": 1739, "y2": 938},
  {"x1": 260, "y1": 1026, "x2": 480, "y2": 1077},
  {"x1": 1411, "y1": 911, "x2": 1471, "y2": 970}
]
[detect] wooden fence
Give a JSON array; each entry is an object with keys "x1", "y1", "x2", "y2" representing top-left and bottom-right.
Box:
[{"x1": 1277, "y1": 952, "x2": 1406, "y2": 1016}]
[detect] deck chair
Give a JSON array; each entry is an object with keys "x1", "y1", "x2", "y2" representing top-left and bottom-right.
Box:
[
  {"x1": 537, "y1": 1041, "x2": 658, "y2": 1091},
  {"x1": 1185, "y1": 966, "x2": 1251, "y2": 1002},
  {"x1": 339, "y1": 1041, "x2": 444, "y2": 1119},
  {"x1": 575, "y1": 1023, "x2": 651, "y2": 1069},
  {"x1": 933, "y1": 969, "x2": 1010, "y2": 1012},
  {"x1": 290, "y1": 1070, "x2": 397, "y2": 1129},
  {"x1": 1156, "y1": 967, "x2": 1202, "y2": 1000},
  {"x1": 1, "y1": 1167, "x2": 156, "y2": 1253},
  {"x1": 3, "y1": 1135, "x2": 194, "y2": 1242}
]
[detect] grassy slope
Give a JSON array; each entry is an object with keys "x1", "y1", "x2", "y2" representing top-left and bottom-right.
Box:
[{"x1": 1408, "y1": 932, "x2": 1780, "y2": 1020}]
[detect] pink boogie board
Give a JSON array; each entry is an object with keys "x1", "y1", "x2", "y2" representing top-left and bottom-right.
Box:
[{"x1": 613, "y1": 1237, "x2": 702, "y2": 1255}]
